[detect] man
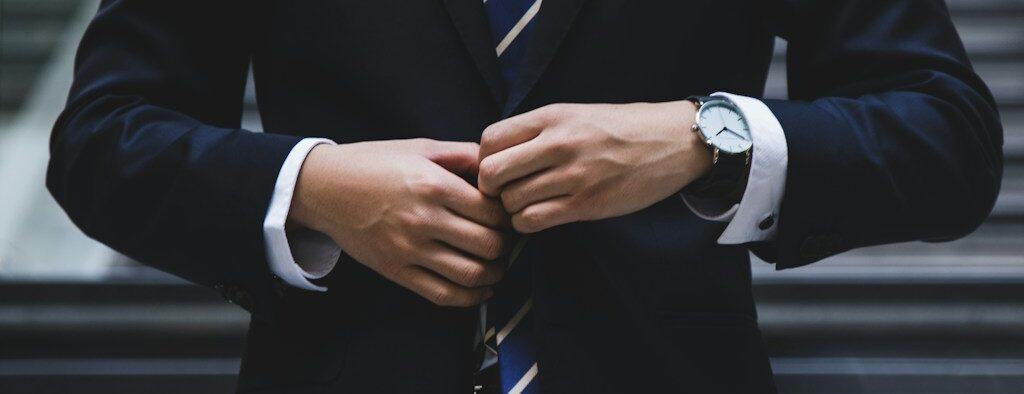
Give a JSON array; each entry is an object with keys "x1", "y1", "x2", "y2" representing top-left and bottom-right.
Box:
[{"x1": 47, "y1": 0, "x2": 1002, "y2": 392}]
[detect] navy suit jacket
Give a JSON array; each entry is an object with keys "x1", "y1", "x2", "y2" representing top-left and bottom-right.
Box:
[{"x1": 48, "y1": 0, "x2": 1002, "y2": 392}]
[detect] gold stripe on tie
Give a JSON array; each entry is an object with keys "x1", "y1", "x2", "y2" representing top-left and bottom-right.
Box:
[
  {"x1": 509, "y1": 363, "x2": 539, "y2": 394},
  {"x1": 496, "y1": 298, "x2": 533, "y2": 345},
  {"x1": 495, "y1": 0, "x2": 543, "y2": 57}
]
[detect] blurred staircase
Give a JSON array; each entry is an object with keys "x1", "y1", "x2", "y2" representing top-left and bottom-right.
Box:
[
  {"x1": 757, "y1": 0, "x2": 1024, "y2": 392},
  {"x1": 0, "y1": 0, "x2": 81, "y2": 117},
  {"x1": 1, "y1": 0, "x2": 1023, "y2": 393}
]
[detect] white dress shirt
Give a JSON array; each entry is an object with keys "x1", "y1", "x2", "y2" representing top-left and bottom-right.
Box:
[
  {"x1": 262, "y1": 137, "x2": 339, "y2": 291},
  {"x1": 262, "y1": 93, "x2": 789, "y2": 292}
]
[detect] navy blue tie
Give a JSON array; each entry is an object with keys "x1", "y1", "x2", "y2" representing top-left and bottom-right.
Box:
[
  {"x1": 485, "y1": 0, "x2": 542, "y2": 87},
  {"x1": 483, "y1": 1, "x2": 543, "y2": 392}
]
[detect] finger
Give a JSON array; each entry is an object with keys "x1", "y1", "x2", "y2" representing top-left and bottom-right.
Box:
[
  {"x1": 422, "y1": 140, "x2": 481, "y2": 177},
  {"x1": 478, "y1": 138, "x2": 557, "y2": 196},
  {"x1": 479, "y1": 105, "x2": 561, "y2": 160},
  {"x1": 500, "y1": 169, "x2": 576, "y2": 213},
  {"x1": 398, "y1": 265, "x2": 494, "y2": 307},
  {"x1": 416, "y1": 245, "x2": 505, "y2": 287},
  {"x1": 430, "y1": 210, "x2": 509, "y2": 261},
  {"x1": 434, "y1": 169, "x2": 509, "y2": 228},
  {"x1": 512, "y1": 196, "x2": 577, "y2": 233}
]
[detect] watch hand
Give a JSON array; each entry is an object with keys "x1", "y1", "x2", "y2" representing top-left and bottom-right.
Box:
[{"x1": 716, "y1": 127, "x2": 727, "y2": 136}]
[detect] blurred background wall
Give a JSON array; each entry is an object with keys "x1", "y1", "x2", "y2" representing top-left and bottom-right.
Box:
[{"x1": 0, "y1": 0, "x2": 1022, "y2": 392}]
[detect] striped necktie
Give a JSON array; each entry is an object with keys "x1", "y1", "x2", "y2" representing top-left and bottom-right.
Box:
[
  {"x1": 485, "y1": 0, "x2": 543, "y2": 87},
  {"x1": 483, "y1": 2, "x2": 543, "y2": 393}
]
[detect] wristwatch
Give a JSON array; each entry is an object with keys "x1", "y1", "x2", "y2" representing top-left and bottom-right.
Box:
[{"x1": 684, "y1": 95, "x2": 753, "y2": 201}]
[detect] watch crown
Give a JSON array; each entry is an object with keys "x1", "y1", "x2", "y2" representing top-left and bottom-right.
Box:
[{"x1": 691, "y1": 124, "x2": 699, "y2": 132}]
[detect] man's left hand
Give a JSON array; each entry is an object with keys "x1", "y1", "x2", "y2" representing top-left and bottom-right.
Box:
[{"x1": 478, "y1": 101, "x2": 712, "y2": 233}]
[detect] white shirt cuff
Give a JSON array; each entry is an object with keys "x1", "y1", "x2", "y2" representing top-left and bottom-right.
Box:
[
  {"x1": 681, "y1": 92, "x2": 789, "y2": 245},
  {"x1": 263, "y1": 137, "x2": 341, "y2": 292}
]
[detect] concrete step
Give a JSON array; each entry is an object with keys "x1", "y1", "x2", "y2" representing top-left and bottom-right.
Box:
[
  {"x1": 2, "y1": 275, "x2": 1023, "y2": 393},
  {"x1": 0, "y1": 0, "x2": 81, "y2": 18},
  {"x1": 951, "y1": 14, "x2": 1024, "y2": 59},
  {"x1": 3, "y1": 225, "x2": 1023, "y2": 359},
  {"x1": 1003, "y1": 109, "x2": 1024, "y2": 158},
  {"x1": 772, "y1": 357, "x2": 1024, "y2": 394},
  {"x1": 0, "y1": 0, "x2": 82, "y2": 111},
  {"x1": 0, "y1": 20, "x2": 67, "y2": 62},
  {"x1": 751, "y1": 222, "x2": 1024, "y2": 283},
  {"x1": 947, "y1": 0, "x2": 1024, "y2": 15}
]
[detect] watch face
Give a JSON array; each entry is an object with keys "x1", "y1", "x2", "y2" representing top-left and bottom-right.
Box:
[{"x1": 697, "y1": 100, "x2": 753, "y2": 154}]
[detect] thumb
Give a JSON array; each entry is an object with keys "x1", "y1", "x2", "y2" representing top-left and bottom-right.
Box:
[{"x1": 422, "y1": 141, "x2": 481, "y2": 177}]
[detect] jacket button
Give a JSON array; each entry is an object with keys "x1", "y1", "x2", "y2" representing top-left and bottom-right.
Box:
[{"x1": 758, "y1": 214, "x2": 775, "y2": 230}]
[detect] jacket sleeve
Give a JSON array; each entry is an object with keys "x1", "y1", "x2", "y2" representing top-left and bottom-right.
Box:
[
  {"x1": 752, "y1": 0, "x2": 1004, "y2": 268},
  {"x1": 46, "y1": 0, "x2": 303, "y2": 318}
]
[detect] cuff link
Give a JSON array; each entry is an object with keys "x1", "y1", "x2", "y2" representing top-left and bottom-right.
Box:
[{"x1": 758, "y1": 213, "x2": 775, "y2": 230}]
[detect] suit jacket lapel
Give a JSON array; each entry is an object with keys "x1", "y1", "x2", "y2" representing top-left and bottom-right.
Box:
[
  {"x1": 440, "y1": 0, "x2": 507, "y2": 107},
  {"x1": 502, "y1": 0, "x2": 589, "y2": 117}
]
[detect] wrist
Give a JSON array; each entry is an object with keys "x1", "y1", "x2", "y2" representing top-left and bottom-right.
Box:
[
  {"x1": 289, "y1": 143, "x2": 335, "y2": 233},
  {"x1": 675, "y1": 100, "x2": 713, "y2": 182},
  {"x1": 684, "y1": 95, "x2": 753, "y2": 201}
]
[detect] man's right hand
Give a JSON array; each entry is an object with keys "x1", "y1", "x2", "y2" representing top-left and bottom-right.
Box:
[{"x1": 288, "y1": 139, "x2": 510, "y2": 307}]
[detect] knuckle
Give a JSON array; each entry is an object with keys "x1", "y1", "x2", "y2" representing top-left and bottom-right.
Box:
[
  {"x1": 515, "y1": 211, "x2": 544, "y2": 233},
  {"x1": 477, "y1": 157, "x2": 502, "y2": 187},
  {"x1": 410, "y1": 174, "x2": 447, "y2": 200},
  {"x1": 482, "y1": 235, "x2": 506, "y2": 260},
  {"x1": 563, "y1": 166, "x2": 586, "y2": 184},
  {"x1": 401, "y1": 208, "x2": 432, "y2": 231},
  {"x1": 527, "y1": 209, "x2": 549, "y2": 228},
  {"x1": 429, "y1": 286, "x2": 455, "y2": 306},
  {"x1": 500, "y1": 189, "x2": 521, "y2": 212},
  {"x1": 565, "y1": 131, "x2": 589, "y2": 148},
  {"x1": 456, "y1": 263, "x2": 486, "y2": 286},
  {"x1": 546, "y1": 136, "x2": 575, "y2": 157},
  {"x1": 481, "y1": 124, "x2": 504, "y2": 144},
  {"x1": 572, "y1": 164, "x2": 590, "y2": 179},
  {"x1": 391, "y1": 235, "x2": 418, "y2": 261}
]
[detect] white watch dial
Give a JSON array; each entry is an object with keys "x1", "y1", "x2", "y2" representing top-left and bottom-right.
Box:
[{"x1": 697, "y1": 100, "x2": 752, "y2": 154}]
